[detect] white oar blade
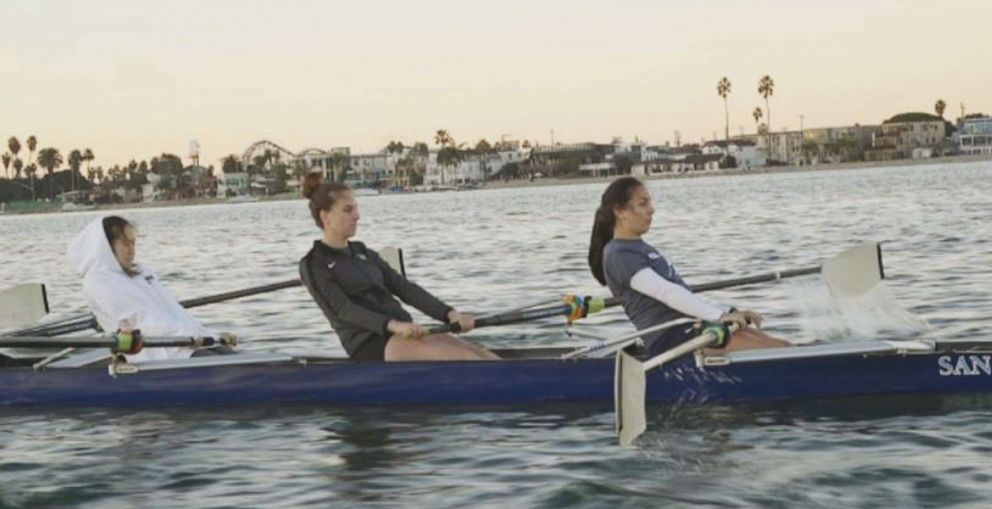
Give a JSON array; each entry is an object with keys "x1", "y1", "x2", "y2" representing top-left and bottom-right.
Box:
[
  {"x1": 615, "y1": 350, "x2": 647, "y2": 447},
  {"x1": 0, "y1": 284, "x2": 49, "y2": 329},
  {"x1": 821, "y1": 242, "x2": 884, "y2": 297},
  {"x1": 379, "y1": 246, "x2": 406, "y2": 277}
]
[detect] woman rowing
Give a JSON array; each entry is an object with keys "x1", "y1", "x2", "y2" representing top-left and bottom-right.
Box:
[
  {"x1": 299, "y1": 173, "x2": 498, "y2": 361},
  {"x1": 67, "y1": 216, "x2": 230, "y2": 361},
  {"x1": 588, "y1": 177, "x2": 789, "y2": 355}
]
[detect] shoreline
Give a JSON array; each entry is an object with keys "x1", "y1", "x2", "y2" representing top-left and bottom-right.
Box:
[
  {"x1": 3, "y1": 154, "x2": 990, "y2": 216},
  {"x1": 481, "y1": 153, "x2": 992, "y2": 189}
]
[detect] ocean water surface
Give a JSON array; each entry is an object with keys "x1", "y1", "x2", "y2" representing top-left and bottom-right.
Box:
[{"x1": 1, "y1": 161, "x2": 991, "y2": 508}]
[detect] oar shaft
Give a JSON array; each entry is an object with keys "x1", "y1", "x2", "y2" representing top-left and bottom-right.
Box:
[
  {"x1": 0, "y1": 335, "x2": 227, "y2": 349},
  {"x1": 178, "y1": 279, "x2": 301, "y2": 308},
  {"x1": 642, "y1": 331, "x2": 719, "y2": 371},
  {"x1": 428, "y1": 297, "x2": 621, "y2": 334},
  {"x1": 687, "y1": 266, "x2": 820, "y2": 293},
  {"x1": 7, "y1": 279, "x2": 302, "y2": 338}
]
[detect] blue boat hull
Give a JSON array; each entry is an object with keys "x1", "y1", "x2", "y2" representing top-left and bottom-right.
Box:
[{"x1": 3, "y1": 344, "x2": 992, "y2": 407}]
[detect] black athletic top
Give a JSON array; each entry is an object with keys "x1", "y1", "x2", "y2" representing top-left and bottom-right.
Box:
[{"x1": 299, "y1": 240, "x2": 453, "y2": 359}]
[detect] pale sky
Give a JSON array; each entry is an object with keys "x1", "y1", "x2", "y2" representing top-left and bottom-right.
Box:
[{"x1": 2, "y1": 0, "x2": 990, "y2": 168}]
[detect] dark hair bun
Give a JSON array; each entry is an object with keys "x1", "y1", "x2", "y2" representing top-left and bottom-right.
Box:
[{"x1": 302, "y1": 172, "x2": 324, "y2": 199}]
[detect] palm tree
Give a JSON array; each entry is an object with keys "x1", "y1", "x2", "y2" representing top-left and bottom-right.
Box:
[
  {"x1": 221, "y1": 154, "x2": 241, "y2": 174},
  {"x1": 7, "y1": 137, "x2": 21, "y2": 168},
  {"x1": 83, "y1": 148, "x2": 94, "y2": 175},
  {"x1": 436, "y1": 146, "x2": 462, "y2": 186},
  {"x1": 26, "y1": 135, "x2": 37, "y2": 167},
  {"x1": 717, "y1": 77, "x2": 732, "y2": 141},
  {"x1": 68, "y1": 149, "x2": 83, "y2": 192},
  {"x1": 758, "y1": 75, "x2": 775, "y2": 131},
  {"x1": 475, "y1": 139, "x2": 492, "y2": 153},
  {"x1": 434, "y1": 129, "x2": 453, "y2": 148},
  {"x1": 753, "y1": 107, "x2": 763, "y2": 133},
  {"x1": 37, "y1": 147, "x2": 63, "y2": 199},
  {"x1": 24, "y1": 163, "x2": 37, "y2": 200},
  {"x1": 935, "y1": 99, "x2": 946, "y2": 119},
  {"x1": 1, "y1": 153, "x2": 10, "y2": 179},
  {"x1": 12, "y1": 158, "x2": 23, "y2": 180}
]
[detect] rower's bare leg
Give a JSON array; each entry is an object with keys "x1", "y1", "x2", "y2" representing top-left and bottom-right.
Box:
[
  {"x1": 711, "y1": 328, "x2": 791, "y2": 353},
  {"x1": 384, "y1": 333, "x2": 499, "y2": 361}
]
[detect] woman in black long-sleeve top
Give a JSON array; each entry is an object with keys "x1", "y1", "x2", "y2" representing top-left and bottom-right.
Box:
[{"x1": 299, "y1": 174, "x2": 499, "y2": 362}]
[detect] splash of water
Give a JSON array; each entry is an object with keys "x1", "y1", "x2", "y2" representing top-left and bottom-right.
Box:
[{"x1": 786, "y1": 279, "x2": 931, "y2": 341}]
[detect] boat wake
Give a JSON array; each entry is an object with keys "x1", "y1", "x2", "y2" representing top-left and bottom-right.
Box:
[{"x1": 786, "y1": 279, "x2": 931, "y2": 342}]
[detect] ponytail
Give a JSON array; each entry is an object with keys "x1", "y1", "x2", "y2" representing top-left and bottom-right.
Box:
[{"x1": 588, "y1": 177, "x2": 644, "y2": 285}]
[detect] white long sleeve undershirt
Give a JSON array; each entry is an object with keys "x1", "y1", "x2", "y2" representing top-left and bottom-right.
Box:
[{"x1": 629, "y1": 267, "x2": 729, "y2": 322}]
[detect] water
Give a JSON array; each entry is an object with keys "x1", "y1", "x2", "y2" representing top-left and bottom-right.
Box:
[{"x1": 1, "y1": 161, "x2": 991, "y2": 508}]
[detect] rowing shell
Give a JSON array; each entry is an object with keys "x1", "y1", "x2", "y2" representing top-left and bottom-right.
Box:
[{"x1": 2, "y1": 339, "x2": 991, "y2": 407}]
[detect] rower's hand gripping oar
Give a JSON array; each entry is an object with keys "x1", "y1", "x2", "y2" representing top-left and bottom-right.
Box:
[{"x1": 614, "y1": 241, "x2": 886, "y2": 446}]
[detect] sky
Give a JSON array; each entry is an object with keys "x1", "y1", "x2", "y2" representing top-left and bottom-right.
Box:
[{"x1": 2, "y1": 0, "x2": 990, "y2": 168}]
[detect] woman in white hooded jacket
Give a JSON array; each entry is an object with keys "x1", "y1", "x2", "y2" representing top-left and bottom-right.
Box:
[{"x1": 67, "y1": 216, "x2": 219, "y2": 362}]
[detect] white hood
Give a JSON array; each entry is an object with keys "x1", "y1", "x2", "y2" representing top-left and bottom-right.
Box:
[
  {"x1": 67, "y1": 215, "x2": 130, "y2": 278},
  {"x1": 67, "y1": 217, "x2": 210, "y2": 362}
]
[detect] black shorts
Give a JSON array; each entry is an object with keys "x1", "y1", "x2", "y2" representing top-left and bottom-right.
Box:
[
  {"x1": 643, "y1": 323, "x2": 699, "y2": 358},
  {"x1": 350, "y1": 335, "x2": 390, "y2": 361}
]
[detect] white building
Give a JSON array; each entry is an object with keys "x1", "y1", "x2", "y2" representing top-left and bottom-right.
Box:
[
  {"x1": 424, "y1": 153, "x2": 484, "y2": 186},
  {"x1": 142, "y1": 173, "x2": 163, "y2": 201},
  {"x1": 959, "y1": 117, "x2": 992, "y2": 155},
  {"x1": 482, "y1": 149, "x2": 530, "y2": 178},
  {"x1": 702, "y1": 140, "x2": 766, "y2": 169},
  {"x1": 217, "y1": 172, "x2": 249, "y2": 197},
  {"x1": 759, "y1": 131, "x2": 805, "y2": 165}
]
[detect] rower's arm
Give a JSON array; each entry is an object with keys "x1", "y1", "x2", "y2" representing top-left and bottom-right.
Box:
[
  {"x1": 630, "y1": 268, "x2": 728, "y2": 322},
  {"x1": 372, "y1": 252, "x2": 452, "y2": 323}
]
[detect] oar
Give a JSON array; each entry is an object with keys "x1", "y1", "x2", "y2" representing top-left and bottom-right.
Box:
[
  {"x1": 7, "y1": 279, "x2": 302, "y2": 337},
  {"x1": 0, "y1": 284, "x2": 49, "y2": 329},
  {"x1": 615, "y1": 324, "x2": 732, "y2": 446},
  {"x1": 0, "y1": 333, "x2": 236, "y2": 353},
  {"x1": 614, "y1": 241, "x2": 886, "y2": 446},
  {"x1": 430, "y1": 241, "x2": 885, "y2": 334}
]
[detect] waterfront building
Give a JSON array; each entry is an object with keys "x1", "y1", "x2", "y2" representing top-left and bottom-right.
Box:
[
  {"x1": 632, "y1": 152, "x2": 723, "y2": 176},
  {"x1": 423, "y1": 152, "x2": 485, "y2": 186},
  {"x1": 866, "y1": 121, "x2": 945, "y2": 161},
  {"x1": 216, "y1": 171, "x2": 249, "y2": 198},
  {"x1": 702, "y1": 139, "x2": 766, "y2": 169},
  {"x1": 801, "y1": 125, "x2": 880, "y2": 163},
  {"x1": 530, "y1": 142, "x2": 614, "y2": 177},
  {"x1": 348, "y1": 152, "x2": 397, "y2": 187},
  {"x1": 759, "y1": 131, "x2": 805, "y2": 165},
  {"x1": 289, "y1": 147, "x2": 351, "y2": 182},
  {"x1": 959, "y1": 117, "x2": 992, "y2": 155},
  {"x1": 142, "y1": 172, "x2": 163, "y2": 201},
  {"x1": 482, "y1": 149, "x2": 530, "y2": 180}
]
